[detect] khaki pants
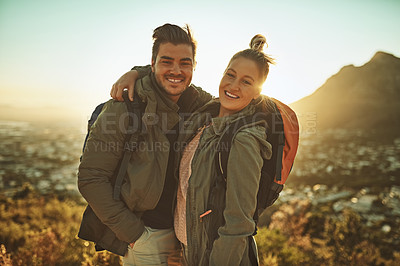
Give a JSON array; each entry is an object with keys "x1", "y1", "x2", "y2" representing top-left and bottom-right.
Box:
[{"x1": 123, "y1": 226, "x2": 182, "y2": 266}]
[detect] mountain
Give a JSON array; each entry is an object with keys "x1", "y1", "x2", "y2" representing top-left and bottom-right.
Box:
[{"x1": 290, "y1": 51, "x2": 400, "y2": 132}]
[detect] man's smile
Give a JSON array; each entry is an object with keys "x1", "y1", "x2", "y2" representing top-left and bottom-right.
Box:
[{"x1": 166, "y1": 76, "x2": 184, "y2": 84}]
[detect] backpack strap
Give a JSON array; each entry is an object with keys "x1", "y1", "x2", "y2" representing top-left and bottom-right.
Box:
[
  {"x1": 216, "y1": 112, "x2": 281, "y2": 181},
  {"x1": 112, "y1": 91, "x2": 145, "y2": 200},
  {"x1": 81, "y1": 102, "x2": 107, "y2": 156},
  {"x1": 275, "y1": 130, "x2": 285, "y2": 182},
  {"x1": 216, "y1": 115, "x2": 264, "y2": 180}
]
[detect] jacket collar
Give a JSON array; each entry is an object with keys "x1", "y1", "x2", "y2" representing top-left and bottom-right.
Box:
[
  {"x1": 177, "y1": 84, "x2": 200, "y2": 113},
  {"x1": 136, "y1": 73, "x2": 200, "y2": 132},
  {"x1": 211, "y1": 102, "x2": 256, "y2": 135},
  {"x1": 193, "y1": 96, "x2": 264, "y2": 135}
]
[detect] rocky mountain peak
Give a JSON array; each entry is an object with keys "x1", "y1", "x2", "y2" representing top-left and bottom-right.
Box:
[
  {"x1": 290, "y1": 51, "x2": 400, "y2": 131},
  {"x1": 370, "y1": 51, "x2": 399, "y2": 64}
]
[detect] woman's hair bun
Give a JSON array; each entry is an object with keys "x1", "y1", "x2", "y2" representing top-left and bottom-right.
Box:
[{"x1": 250, "y1": 34, "x2": 267, "y2": 52}]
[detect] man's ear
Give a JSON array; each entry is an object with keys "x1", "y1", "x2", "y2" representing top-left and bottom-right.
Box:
[
  {"x1": 151, "y1": 59, "x2": 155, "y2": 72},
  {"x1": 193, "y1": 60, "x2": 197, "y2": 71}
]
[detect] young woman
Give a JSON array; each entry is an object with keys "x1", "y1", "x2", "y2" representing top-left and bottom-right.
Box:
[
  {"x1": 111, "y1": 34, "x2": 274, "y2": 265},
  {"x1": 173, "y1": 35, "x2": 273, "y2": 265}
]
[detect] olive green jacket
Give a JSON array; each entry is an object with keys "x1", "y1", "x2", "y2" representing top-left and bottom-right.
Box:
[
  {"x1": 178, "y1": 98, "x2": 272, "y2": 266},
  {"x1": 78, "y1": 74, "x2": 212, "y2": 244}
]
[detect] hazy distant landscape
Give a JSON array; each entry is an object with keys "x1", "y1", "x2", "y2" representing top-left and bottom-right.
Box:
[{"x1": 1, "y1": 51, "x2": 399, "y2": 265}]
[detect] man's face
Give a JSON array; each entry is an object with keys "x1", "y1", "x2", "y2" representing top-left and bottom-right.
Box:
[{"x1": 151, "y1": 42, "x2": 194, "y2": 103}]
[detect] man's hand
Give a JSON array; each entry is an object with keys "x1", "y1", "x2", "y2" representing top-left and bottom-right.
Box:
[{"x1": 110, "y1": 70, "x2": 139, "y2": 101}]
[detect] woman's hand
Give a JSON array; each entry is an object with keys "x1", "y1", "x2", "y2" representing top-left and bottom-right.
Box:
[{"x1": 110, "y1": 70, "x2": 139, "y2": 101}]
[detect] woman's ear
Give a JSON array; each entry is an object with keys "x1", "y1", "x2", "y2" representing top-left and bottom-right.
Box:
[{"x1": 253, "y1": 88, "x2": 261, "y2": 99}]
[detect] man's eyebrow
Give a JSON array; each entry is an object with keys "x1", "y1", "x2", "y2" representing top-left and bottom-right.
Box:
[
  {"x1": 160, "y1": 56, "x2": 193, "y2": 63},
  {"x1": 180, "y1": 58, "x2": 193, "y2": 62},
  {"x1": 160, "y1": 56, "x2": 174, "y2": 60}
]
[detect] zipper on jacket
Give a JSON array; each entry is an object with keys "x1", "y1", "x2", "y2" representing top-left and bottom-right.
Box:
[{"x1": 199, "y1": 209, "x2": 212, "y2": 222}]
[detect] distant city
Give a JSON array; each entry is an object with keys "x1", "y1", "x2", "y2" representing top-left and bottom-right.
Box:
[
  {"x1": 0, "y1": 120, "x2": 84, "y2": 197},
  {"x1": 1, "y1": 119, "x2": 399, "y2": 248}
]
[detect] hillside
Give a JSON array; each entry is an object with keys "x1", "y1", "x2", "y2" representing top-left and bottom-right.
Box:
[{"x1": 290, "y1": 51, "x2": 400, "y2": 132}]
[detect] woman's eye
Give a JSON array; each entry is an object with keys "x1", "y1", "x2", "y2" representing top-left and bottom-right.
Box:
[
  {"x1": 243, "y1": 80, "x2": 251, "y2": 85},
  {"x1": 227, "y1": 73, "x2": 235, "y2": 78}
]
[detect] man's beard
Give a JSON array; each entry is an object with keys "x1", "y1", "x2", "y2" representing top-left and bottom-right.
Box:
[{"x1": 156, "y1": 74, "x2": 187, "y2": 97}]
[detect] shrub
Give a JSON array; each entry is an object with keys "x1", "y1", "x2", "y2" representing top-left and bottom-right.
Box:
[
  {"x1": 0, "y1": 244, "x2": 12, "y2": 266},
  {"x1": 0, "y1": 186, "x2": 121, "y2": 265},
  {"x1": 256, "y1": 200, "x2": 399, "y2": 265},
  {"x1": 255, "y1": 228, "x2": 310, "y2": 265}
]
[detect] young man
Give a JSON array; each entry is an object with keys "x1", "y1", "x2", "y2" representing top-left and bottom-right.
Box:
[{"x1": 78, "y1": 23, "x2": 212, "y2": 265}]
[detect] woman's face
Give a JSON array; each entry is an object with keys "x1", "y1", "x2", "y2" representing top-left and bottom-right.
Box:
[{"x1": 218, "y1": 57, "x2": 262, "y2": 117}]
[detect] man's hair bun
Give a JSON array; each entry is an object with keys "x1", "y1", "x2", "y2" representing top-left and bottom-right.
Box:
[{"x1": 250, "y1": 34, "x2": 267, "y2": 52}]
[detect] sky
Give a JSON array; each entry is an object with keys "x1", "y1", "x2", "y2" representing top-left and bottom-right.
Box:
[{"x1": 0, "y1": 0, "x2": 399, "y2": 123}]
